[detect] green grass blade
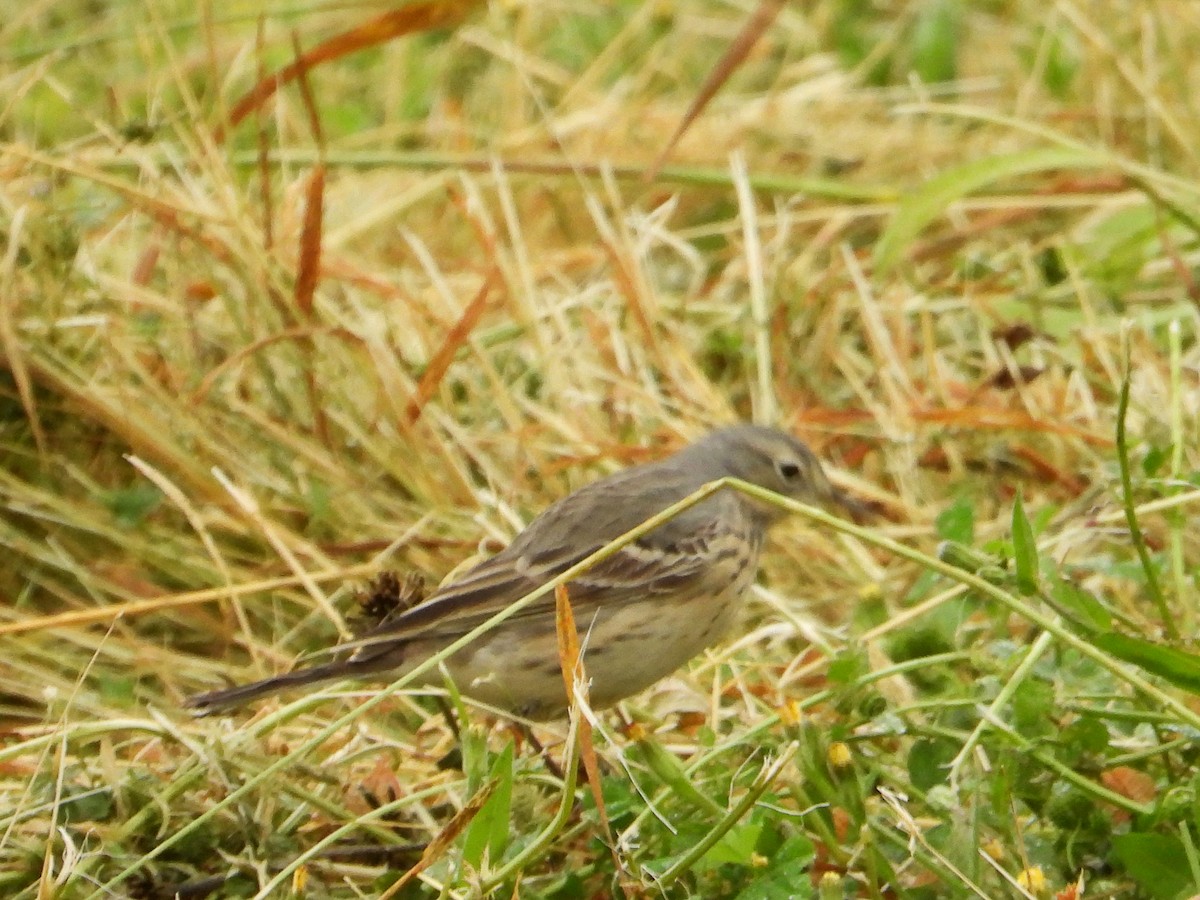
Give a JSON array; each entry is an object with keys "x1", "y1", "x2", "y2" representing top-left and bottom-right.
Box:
[{"x1": 873, "y1": 147, "x2": 1106, "y2": 273}]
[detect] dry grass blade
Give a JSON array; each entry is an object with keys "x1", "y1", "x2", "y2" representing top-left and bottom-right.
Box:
[
  {"x1": 554, "y1": 583, "x2": 622, "y2": 890},
  {"x1": 405, "y1": 268, "x2": 499, "y2": 424},
  {"x1": 379, "y1": 777, "x2": 499, "y2": 899},
  {"x1": 221, "y1": 0, "x2": 483, "y2": 137},
  {"x1": 292, "y1": 36, "x2": 325, "y2": 321},
  {"x1": 0, "y1": 565, "x2": 376, "y2": 637},
  {"x1": 288, "y1": 28, "x2": 331, "y2": 447},
  {"x1": 0, "y1": 208, "x2": 46, "y2": 457},
  {"x1": 255, "y1": 16, "x2": 274, "y2": 251},
  {"x1": 191, "y1": 325, "x2": 363, "y2": 403},
  {"x1": 554, "y1": 584, "x2": 584, "y2": 709},
  {"x1": 647, "y1": 0, "x2": 786, "y2": 181}
]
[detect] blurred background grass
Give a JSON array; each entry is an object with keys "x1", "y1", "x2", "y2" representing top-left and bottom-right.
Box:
[{"x1": 2, "y1": 1, "x2": 1199, "y2": 897}]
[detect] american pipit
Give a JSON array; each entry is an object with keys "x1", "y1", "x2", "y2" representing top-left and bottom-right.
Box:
[{"x1": 186, "y1": 425, "x2": 857, "y2": 719}]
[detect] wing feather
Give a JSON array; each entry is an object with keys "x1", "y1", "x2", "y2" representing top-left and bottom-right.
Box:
[
  {"x1": 340, "y1": 524, "x2": 739, "y2": 662},
  {"x1": 336, "y1": 463, "x2": 746, "y2": 660}
]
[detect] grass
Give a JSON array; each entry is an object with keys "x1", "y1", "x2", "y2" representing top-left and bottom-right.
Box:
[{"x1": 2, "y1": 0, "x2": 1200, "y2": 897}]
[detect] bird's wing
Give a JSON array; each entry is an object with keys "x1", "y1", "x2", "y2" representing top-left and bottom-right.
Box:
[{"x1": 340, "y1": 466, "x2": 741, "y2": 656}]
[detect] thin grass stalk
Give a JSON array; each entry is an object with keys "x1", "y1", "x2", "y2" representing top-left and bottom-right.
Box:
[
  {"x1": 654, "y1": 743, "x2": 795, "y2": 888},
  {"x1": 1115, "y1": 331, "x2": 1173, "y2": 637}
]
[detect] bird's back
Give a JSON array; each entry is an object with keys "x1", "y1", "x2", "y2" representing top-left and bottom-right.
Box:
[{"x1": 350, "y1": 449, "x2": 745, "y2": 647}]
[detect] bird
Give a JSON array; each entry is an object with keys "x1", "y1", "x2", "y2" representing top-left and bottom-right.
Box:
[{"x1": 185, "y1": 425, "x2": 858, "y2": 720}]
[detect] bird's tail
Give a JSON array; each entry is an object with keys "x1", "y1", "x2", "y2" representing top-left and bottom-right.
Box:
[{"x1": 183, "y1": 660, "x2": 363, "y2": 716}]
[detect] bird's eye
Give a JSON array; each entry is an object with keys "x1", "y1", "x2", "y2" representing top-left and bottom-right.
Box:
[{"x1": 777, "y1": 460, "x2": 802, "y2": 480}]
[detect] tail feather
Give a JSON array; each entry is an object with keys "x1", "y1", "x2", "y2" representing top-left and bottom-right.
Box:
[{"x1": 183, "y1": 661, "x2": 358, "y2": 716}]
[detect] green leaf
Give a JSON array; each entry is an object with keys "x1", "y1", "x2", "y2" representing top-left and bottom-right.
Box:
[
  {"x1": 1012, "y1": 679, "x2": 1055, "y2": 738},
  {"x1": 459, "y1": 722, "x2": 489, "y2": 791},
  {"x1": 1037, "y1": 245, "x2": 1068, "y2": 285},
  {"x1": 1041, "y1": 28, "x2": 1080, "y2": 98},
  {"x1": 462, "y1": 741, "x2": 513, "y2": 869},
  {"x1": 305, "y1": 477, "x2": 332, "y2": 526},
  {"x1": 1043, "y1": 780, "x2": 1095, "y2": 829},
  {"x1": 700, "y1": 819, "x2": 764, "y2": 869},
  {"x1": 1093, "y1": 633, "x2": 1200, "y2": 696},
  {"x1": 1047, "y1": 577, "x2": 1112, "y2": 634},
  {"x1": 1083, "y1": 205, "x2": 1158, "y2": 297},
  {"x1": 57, "y1": 785, "x2": 115, "y2": 824},
  {"x1": 937, "y1": 540, "x2": 1004, "y2": 582},
  {"x1": 873, "y1": 148, "x2": 1107, "y2": 273},
  {"x1": 827, "y1": 648, "x2": 868, "y2": 685},
  {"x1": 97, "y1": 674, "x2": 137, "y2": 706},
  {"x1": 935, "y1": 495, "x2": 975, "y2": 544},
  {"x1": 911, "y1": 0, "x2": 958, "y2": 84},
  {"x1": 1010, "y1": 493, "x2": 1039, "y2": 595},
  {"x1": 733, "y1": 836, "x2": 816, "y2": 900},
  {"x1": 907, "y1": 738, "x2": 958, "y2": 791},
  {"x1": 1143, "y1": 444, "x2": 1171, "y2": 477},
  {"x1": 102, "y1": 484, "x2": 162, "y2": 527},
  {"x1": 1056, "y1": 716, "x2": 1110, "y2": 766},
  {"x1": 1111, "y1": 833, "x2": 1194, "y2": 900},
  {"x1": 629, "y1": 735, "x2": 724, "y2": 815}
]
